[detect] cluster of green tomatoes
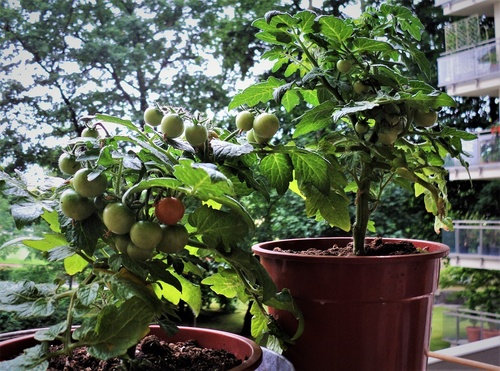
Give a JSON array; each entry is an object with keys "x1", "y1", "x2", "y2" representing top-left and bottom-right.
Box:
[
  {"x1": 57, "y1": 122, "x2": 189, "y2": 262},
  {"x1": 235, "y1": 110, "x2": 280, "y2": 144}
]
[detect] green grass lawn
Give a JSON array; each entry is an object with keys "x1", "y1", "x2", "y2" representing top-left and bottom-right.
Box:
[{"x1": 430, "y1": 305, "x2": 451, "y2": 351}]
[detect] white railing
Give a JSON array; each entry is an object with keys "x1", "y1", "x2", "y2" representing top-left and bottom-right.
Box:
[
  {"x1": 442, "y1": 220, "x2": 500, "y2": 256},
  {"x1": 445, "y1": 130, "x2": 499, "y2": 167},
  {"x1": 442, "y1": 307, "x2": 500, "y2": 345},
  {"x1": 437, "y1": 39, "x2": 500, "y2": 87}
]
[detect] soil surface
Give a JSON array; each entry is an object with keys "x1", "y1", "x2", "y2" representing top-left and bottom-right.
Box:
[
  {"x1": 47, "y1": 335, "x2": 242, "y2": 371},
  {"x1": 273, "y1": 237, "x2": 422, "y2": 256}
]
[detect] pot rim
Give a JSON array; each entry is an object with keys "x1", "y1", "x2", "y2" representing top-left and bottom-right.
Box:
[
  {"x1": 252, "y1": 237, "x2": 449, "y2": 264},
  {"x1": 0, "y1": 325, "x2": 262, "y2": 371}
]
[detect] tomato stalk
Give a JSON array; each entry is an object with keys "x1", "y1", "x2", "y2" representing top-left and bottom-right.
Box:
[{"x1": 352, "y1": 163, "x2": 372, "y2": 255}]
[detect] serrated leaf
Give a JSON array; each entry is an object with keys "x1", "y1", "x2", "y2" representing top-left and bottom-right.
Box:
[
  {"x1": 34, "y1": 321, "x2": 67, "y2": 341},
  {"x1": 77, "y1": 282, "x2": 100, "y2": 306},
  {"x1": 201, "y1": 268, "x2": 245, "y2": 300},
  {"x1": 281, "y1": 89, "x2": 301, "y2": 112},
  {"x1": 63, "y1": 253, "x2": 89, "y2": 275},
  {"x1": 83, "y1": 297, "x2": 157, "y2": 359},
  {"x1": 293, "y1": 101, "x2": 336, "y2": 137},
  {"x1": 296, "y1": 10, "x2": 317, "y2": 34},
  {"x1": 318, "y1": 15, "x2": 353, "y2": 43},
  {"x1": 229, "y1": 77, "x2": 284, "y2": 110},
  {"x1": 333, "y1": 101, "x2": 380, "y2": 122},
  {"x1": 211, "y1": 140, "x2": 253, "y2": 160},
  {"x1": 353, "y1": 38, "x2": 392, "y2": 52},
  {"x1": 0, "y1": 345, "x2": 48, "y2": 371},
  {"x1": 173, "y1": 159, "x2": 233, "y2": 197},
  {"x1": 302, "y1": 185, "x2": 351, "y2": 231},
  {"x1": 10, "y1": 202, "x2": 46, "y2": 226},
  {"x1": 259, "y1": 153, "x2": 293, "y2": 195},
  {"x1": 291, "y1": 151, "x2": 330, "y2": 194}
]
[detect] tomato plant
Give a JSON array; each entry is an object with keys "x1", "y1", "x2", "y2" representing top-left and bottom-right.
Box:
[
  {"x1": 129, "y1": 221, "x2": 163, "y2": 250},
  {"x1": 59, "y1": 189, "x2": 95, "y2": 221},
  {"x1": 157, "y1": 224, "x2": 189, "y2": 253},
  {"x1": 155, "y1": 197, "x2": 185, "y2": 225},
  {"x1": 160, "y1": 113, "x2": 184, "y2": 138},
  {"x1": 58, "y1": 153, "x2": 81, "y2": 175},
  {"x1": 72, "y1": 168, "x2": 108, "y2": 198},
  {"x1": 126, "y1": 242, "x2": 154, "y2": 261},
  {"x1": 353, "y1": 81, "x2": 370, "y2": 94},
  {"x1": 103, "y1": 202, "x2": 136, "y2": 235},
  {"x1": 185, "y1": 124, "x2": 208, "y2": 147}
]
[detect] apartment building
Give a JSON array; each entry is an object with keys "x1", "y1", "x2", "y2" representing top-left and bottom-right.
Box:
[{"x1": 436, "y1": 0, "x2": 500, "y2": 270}]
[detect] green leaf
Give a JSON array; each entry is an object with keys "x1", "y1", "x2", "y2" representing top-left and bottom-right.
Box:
[
  {"x1": 302, "y1": 185, "x2": 351, "y2": 231},
  {"x1": 77, "y1": 282, "x2": 100, "y2": 306},
  {"x1": 211, "y1": 140, "x2": 254, "y2": 160},
  {"x1": 281, "y1": 89, "x2": 301, "y2": 112},
  {"x1": 296, "y1": 10, "x2": 317, "y2": 34},
  {"x1": 229, "y1": 77, "x2": 284, "y2": 110},
  {"x1": 332, "y1": 101, "x2": 380, "y2": 122},
  {"x1": 353, "y1": 38, "x2": 392, "y2": 53},
  {"x1": 291, "y1": 151, "x2": 331, "y2": 194},
  {"x1": 81, "y1": 297, "x2": 157, "y2": 359},
  {"x1": 259, "y1": 153, "x2": 293, "y2": 195},
  {"x1": 34, "y1": 321, "x2": 67, "y2": 342},
  {"x1": 156, "y1": 271, "x2": 202, "y2": 316},
  {"x1": 63, "y1": 253, "x2": 89, "y2": 275},
  {"x1": 318, "y1": 15, "x2": 353, "y2": 43},
  {"x1": 189, "y1": 205, "x2": 249, "y2": 248},
  {"x1": 201, "y1": 268, "x2": 246, "y2": 301},
  {"x1": 0, "y1": 345, "x2": 48, "y2": 371},
  {"x1": 293, "y1": 101, "x2": 336, "y2": 137}
]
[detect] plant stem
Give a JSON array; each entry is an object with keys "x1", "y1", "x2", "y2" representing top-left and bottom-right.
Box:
[{"x1": 352, "y1": 163, "x2": 372, "y2": 255}]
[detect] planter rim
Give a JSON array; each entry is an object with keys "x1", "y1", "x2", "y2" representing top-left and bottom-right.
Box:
[
  {"x1": 252, "y1": 237, "x2": 449, "y2": 264},
  {"x1": 0, "y1": 325, "x2": 262, "y2": 371}
]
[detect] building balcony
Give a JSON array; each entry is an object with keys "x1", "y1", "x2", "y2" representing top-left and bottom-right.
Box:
[
  {"x1": 435, "y1": 0, "x2": 498, "y2": 17},
  {"x1": 445, "y1": 129, "x2": 500, "y2": 181},
  {"x1": 437, "y1": 39, "x2": 500, "y2": 97},
  {"x1": 442, "y1": 220, "x2": 500, "y2": 270}
]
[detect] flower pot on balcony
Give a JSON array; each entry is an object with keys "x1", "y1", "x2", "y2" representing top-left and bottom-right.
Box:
[
  {"x1": 483, "y1": 328, "x2": 500, "y2": 339},
  {"x1": 466, "y1": 326, "x2": 482, "y2": 342},
  {"x1": 0, "y1": 325, "x2": 262, "y2": 370},
  {"x1": 252, "y1": 237, "x2": 449, "y2": 371}
]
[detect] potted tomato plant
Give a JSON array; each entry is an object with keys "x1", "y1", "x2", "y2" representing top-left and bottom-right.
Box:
[
  {"x1": 226, "y1": 5, "x2": 475, "y2": 371},
  {"x1": 0, "y1": 106, "x2": 303, "y2": 369}
]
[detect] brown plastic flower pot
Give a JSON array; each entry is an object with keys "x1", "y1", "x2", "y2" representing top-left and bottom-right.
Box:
[
  {"x1": 0, "y1": 325, "x2": 262, "y2": 371},
  {"x1": 253, "y1": 237, "x2": 449, "y2": 371}
]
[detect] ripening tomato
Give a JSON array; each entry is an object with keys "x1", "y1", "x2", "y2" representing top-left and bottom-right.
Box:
[
  {"x1": 157, "y1": 224, "x2": 189, "y2": 254},
  {"x1": 155, "y1": 197, "x2": 185, "y2": 225}
]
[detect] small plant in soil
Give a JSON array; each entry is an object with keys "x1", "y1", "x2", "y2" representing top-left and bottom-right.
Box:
[
  {"x1": 0, "y1": 107, "x2": 300, "y2": 370},
  {"x1": 229, "y1": 5, "x2": 475, "y2": 255},
  {"x1": 0, "y1": 4, "x2": 475, "y2": 370}
]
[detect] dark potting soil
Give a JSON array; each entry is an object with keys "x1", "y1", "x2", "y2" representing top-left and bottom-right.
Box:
[
  {"x1": 273, "y1": 237, "x2": 422, "y2": 256},
  {"x1": 47, "y1": 335, "x2": 243, "y2": 371}
]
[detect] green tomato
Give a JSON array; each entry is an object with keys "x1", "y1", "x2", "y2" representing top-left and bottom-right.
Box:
[
  {"x1": 73, "y1": 168, "x2": 108, "y2": 198},
  {"x1": 115, "y1": 234, "x2": 131, "y2": 254},
  {"x1": 127, "y1": 242, "x2": 154, "y2": 261},
  {"x1": 58, "y1": 153, "x2": 82, "y2": 175},
  {"x1": 253, "y1": 113, "x2": 279, "y2": 139},
  {"x1": 59, "y1": 189, "x2": 95, "y2": 221},
  {"x1": 103, "y1": 202, "x2": 136, "y2": 235},
  {"x1": 355, "y1": 121, "x2": 369, "y2": 135},
  {"x1": 157, "y1": 224, "x2": 189, "y2": 254},
  {"x1": 336, "y1": 59, "x2": 352, "y2": 74},
  {"x1": 130, "y1": 221, "x2": 163, "y2": 250},
  {"x1": 246, "y1": 129, "x2": 257, "y2": 143},
  {"x1": 82, "y1": 127, "x2": 99, "y2": 138},
  {"x1": 144, "y1": 107, "x2": 164, "y2": 127},
  {"x1": 353, "y1": 81, "x2": 370, "y2": 95},
  {"x1": 377, "y1": 128, "x2": 399, "y2": 145},
  {"x1": 160, "y1": 114, "x2": 184, "y2": 138},
  {"x1": 185, "y1": 124, "x2": 208, "y2": 147},
  {"x1": 236, "y1": 111, "x2": 254, "y2": 131},
  {"x1": 413, "y1": 109, "x2": 437, "y2": 128}
]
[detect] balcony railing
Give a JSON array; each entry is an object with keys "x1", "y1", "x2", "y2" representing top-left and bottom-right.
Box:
[
  {"x1": 445, "y1": 130, "x2": 499, "y2": 167},
  {"x1": 442, "y1": 308, "x2": 500, "y2": 346},
  {"x1": 442, "y1": 220, "x2": 500, "y2": 256},
  {"x1": 437, "y1": 39, "x2": 500, "y2": 87}
]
